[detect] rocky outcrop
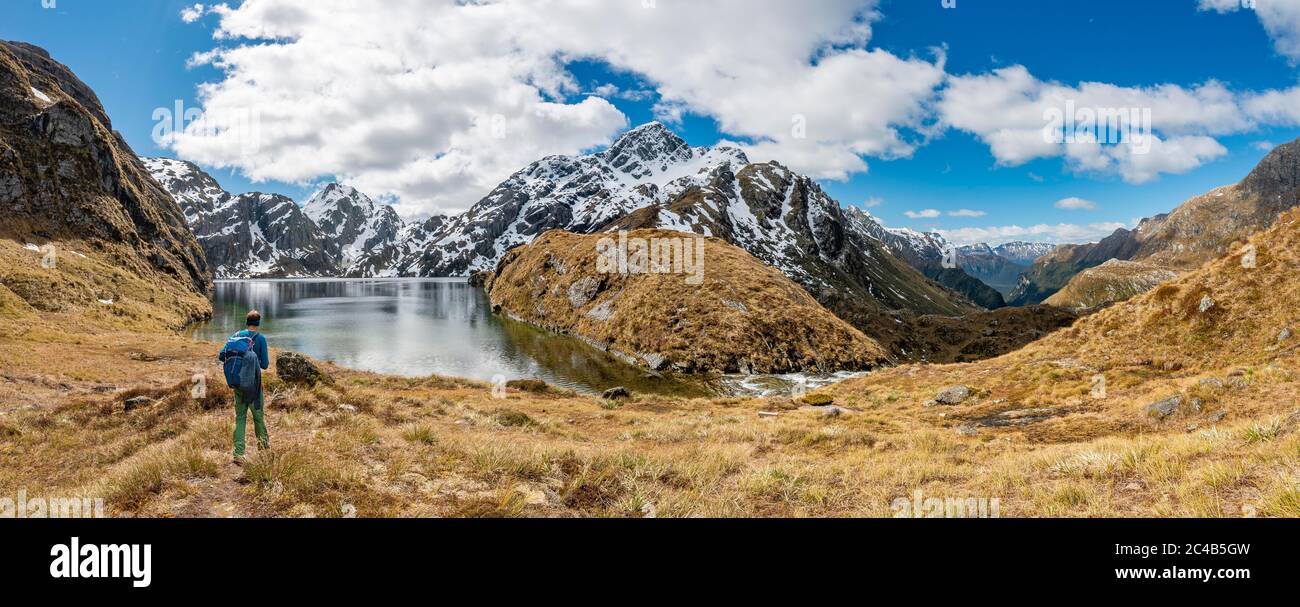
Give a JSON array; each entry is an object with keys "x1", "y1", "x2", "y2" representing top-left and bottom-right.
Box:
[{"x1": 0, "y1": 41, "x2": 210, "y2": 298}]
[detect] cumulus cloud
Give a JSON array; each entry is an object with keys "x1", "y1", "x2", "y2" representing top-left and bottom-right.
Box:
[
  {"x1": 938, "y1": 65, "x2": 1245, "y2": 184},
  {"x1": 904, "y1": 209, "x2": 942, "y2": 219},
  {"x1": 1054, "y1": 197, "x2": 1098, "y2": 211},
  {"x1": 936, "y1": 222, "x2": 1130, "y2": 246},
  {"x1": 948, "y1": 209, "x2": 986, "y2": 217},
  {"x1": 168, "y1": 0, "x2": 1300, "y2": 217},
  {"x1": 180, "y1": 4, "x2": 206, "y2": 23},
  {"x1": 1200, "y1": 0, "x2": 1300, "y2": 62},
  {"x1": 171, "y1": 0, "x2": 947, "y2": 217}
]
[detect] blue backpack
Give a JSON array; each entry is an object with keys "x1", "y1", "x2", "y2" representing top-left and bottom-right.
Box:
[{"x1": 219, "y1": 334, "x2": 261, "y2": 404}]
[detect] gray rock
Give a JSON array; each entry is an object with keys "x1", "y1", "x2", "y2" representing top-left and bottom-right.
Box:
[
  {"x1": 935, "y1": 386, "x2": 972, "y2": 405},
  {"x1": 639, "y1": 352, "x2": 667, "y2": 371},
  {"x1": 1280, "y1": 328, "x2": 1292, "y2": 343},
  {"x1": 1183, "y1": 397, "x2": 1203, "y2": 414},
  {"x1": 601, "y1": 386, "x2": 631, "y2": 400},
  {"x1": 1145, "y1": 396, "x2": 1182, "y2": 419},
  {"x1": 720, "y1": 299, "x2": 749, "y2": 314},
  {"x1": 821, "y1": 406, "x2": 847, "y2": 419},
  {"x1": 567, "y1": 277, "x2": 602, "y2": 308},
  {"x1": 337, "y1": 404, "x2": 358, "y2": 414},
  {"x1": 1199, "y1": 377, "x2": 1225, "y2": 390},
  {"x1": 276, "y1": 352, "x2": 331, "y2": 386},
  {"x1": 1198, "y1": 295, "x2": 1216, "y2": 313},
  {"x1": 1229, "y1": 376, "x2": 1251, "y2": 390},
  {"x1": 122, "y1": 396, "x2": 152, "y2": 412},
  {"x1": 1206, "y1": 411, "x2": 1227, "y2": 423},
  {"x1": 955, "y1": 424, "x2": 979, "y2": 437},
  {"x1": 585, "y1": 300, "x2": 615, "y2": 322}
]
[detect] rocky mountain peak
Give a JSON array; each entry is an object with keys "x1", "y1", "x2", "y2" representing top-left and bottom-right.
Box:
[
  {"x1": 303, "y1": 182, "x2": 379, "y2": 226},
  {"x1": 140, "y1": 157, "x2": 229, "y2": 221},
  {"x1": 601, "y1": 121, "x2": 748, "y2": 180},
  {"x1": 1241, "y1": 136, "x2": 1300, "y2": 198},
  {"x1": 992, "y1": 241, "x2": 1057, "y2": 265}
]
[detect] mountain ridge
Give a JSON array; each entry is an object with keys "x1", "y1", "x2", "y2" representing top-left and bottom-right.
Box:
[{"x1": 1011, "y1": 136, "x2": 1300, "y2": 309}]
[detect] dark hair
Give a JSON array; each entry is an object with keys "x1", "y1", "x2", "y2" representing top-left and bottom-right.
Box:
[{"x1": 246, "y1": 310, "x2": 262, "y2": 327}]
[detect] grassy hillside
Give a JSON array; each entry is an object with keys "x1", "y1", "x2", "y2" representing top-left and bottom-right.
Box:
[
  {"x1": 485, "y1": 229, "x2": 888, "y2": 374},
  {"x1": 2, "y1": 215, "x2": 1297, "y2": 517},
  {"x1": 1044, "y1": 260, "x2": 1179, "y2": 312}
]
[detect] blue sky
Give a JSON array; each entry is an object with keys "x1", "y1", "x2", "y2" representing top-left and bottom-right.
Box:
[{"x1": 4, "y1": 0, "x2": 1299, "y2": 245}]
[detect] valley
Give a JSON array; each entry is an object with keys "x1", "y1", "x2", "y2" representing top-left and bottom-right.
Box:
[{"x1": 2, "y1": 38, "x2": 1298, "y2": 519}]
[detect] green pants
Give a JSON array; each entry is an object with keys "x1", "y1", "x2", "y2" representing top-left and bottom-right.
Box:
[{"x1": 233, "y1": 391, "x2": 269, "y2": 457}]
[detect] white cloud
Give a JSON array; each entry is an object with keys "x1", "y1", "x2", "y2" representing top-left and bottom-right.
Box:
[
  {"x1": 937, "y1": 222, "x2": 1130, "y2": 247},
  {"x1": 1054, "y1": 197, "x2": 1097, "y2": 211},
  {"x1": 1200, "y1": 0, "x2": 1300, "y2": 63},
  {"x1": 173, "y1": 0, "x2": 947, "y2": 217},
  {"x1": 180, "y1": 4, "x2": 206, "y2": 23},
  {"x1": 938, "y1": 65, "x2": 1250, "y2": 184},
  {"x1": 168, "y1": 0, "x2": 1300, "y2": 217},
  {"x1": 905, "y1": 209, "x2": 942, "y2": 219},
  {"x1": 948, "y1": 209, "x2": 986, "y2": 217},
  {"x1": 1254, "y1": 140, "x2": 1275, "y2": 152},
  {"x1": 862, "y1": 197, "x2": 884, "y2": 208}
]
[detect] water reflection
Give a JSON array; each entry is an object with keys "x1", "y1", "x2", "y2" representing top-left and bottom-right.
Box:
[{"x1": 187, "y1": 279, "x2": 717, "y2": 397}]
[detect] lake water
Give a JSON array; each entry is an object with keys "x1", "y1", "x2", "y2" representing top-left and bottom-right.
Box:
[{"x1": 187, "y1": 279, "x2": 861, "y2": 397}]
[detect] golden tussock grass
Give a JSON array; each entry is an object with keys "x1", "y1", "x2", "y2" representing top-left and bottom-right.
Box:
[{"x1": 3, "y1": 215, "x2": 1300, "y2": 517}]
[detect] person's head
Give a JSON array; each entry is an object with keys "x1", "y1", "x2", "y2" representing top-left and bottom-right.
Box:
[{"x1": 246, "y1": 310, "x2": 262, "y2": 331}]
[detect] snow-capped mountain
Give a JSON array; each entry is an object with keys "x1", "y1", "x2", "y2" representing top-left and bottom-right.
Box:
[
  {"x1": 840, "y1": 223, "x2": 1006, "y2": 309},
  {"x1": 145, "y1": 123, "x2": 1006, "y2": 348},
  {"x1": 360, "y1": 122, "x2": 750, "y2": 277},
  {"x1": 360, "y1": 123, "x2": 985, "y2": 324},
  {"x1": 302, "y1": 183, "x2": 405, "y2": 276},
  {"x1": 144, "y1": 158, "x2": 364, "y2": 278},
  {"x1": 990, "y1": 241, "x2": 1057, "y2": 265}
]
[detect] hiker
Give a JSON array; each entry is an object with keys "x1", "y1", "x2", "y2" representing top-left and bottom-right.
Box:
[{"x1": 219, "y1": 310, "x2": 270, "y2": 464}]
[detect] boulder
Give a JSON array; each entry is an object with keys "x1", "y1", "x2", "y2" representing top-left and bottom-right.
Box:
[
  {"x1": 820, "y1": 406, "x2": 847, "y2": 419},
  {"x1": 275, "y1": 352, "x2": 331, "y2": 386},
  {"x1": 122, "y1": 396, "x2": 152, "y2": 412},
  {"x1": 800, "y1": 393, "x2": 834, "y2": 407},
  {"x1": 935, "y1": 386, "x2": 972, "y2": 406},
  {"x1": 1198, "y1": 295, "x2": 1216, "y2": 314},
  {"x1": 601, "y1": 386, "x2": 631, "y2": 400},
  {"x1": 1145, "y1": 396, "x2": 1181, "y2": 420}
]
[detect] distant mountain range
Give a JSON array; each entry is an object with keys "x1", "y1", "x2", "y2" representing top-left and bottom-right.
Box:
[
  {"x1": 147, "y1": 123, "x2": 1053, "y2": 359},
  {"x1": 143, "y1": 158, "x2": 404, "y2": 278},
  {"x1": 1009, "y1": 137, "x2": 1300, "y2": 309},
  {"x1": 956, "y1": 241, "x2": 1058, "y2": 297}
]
